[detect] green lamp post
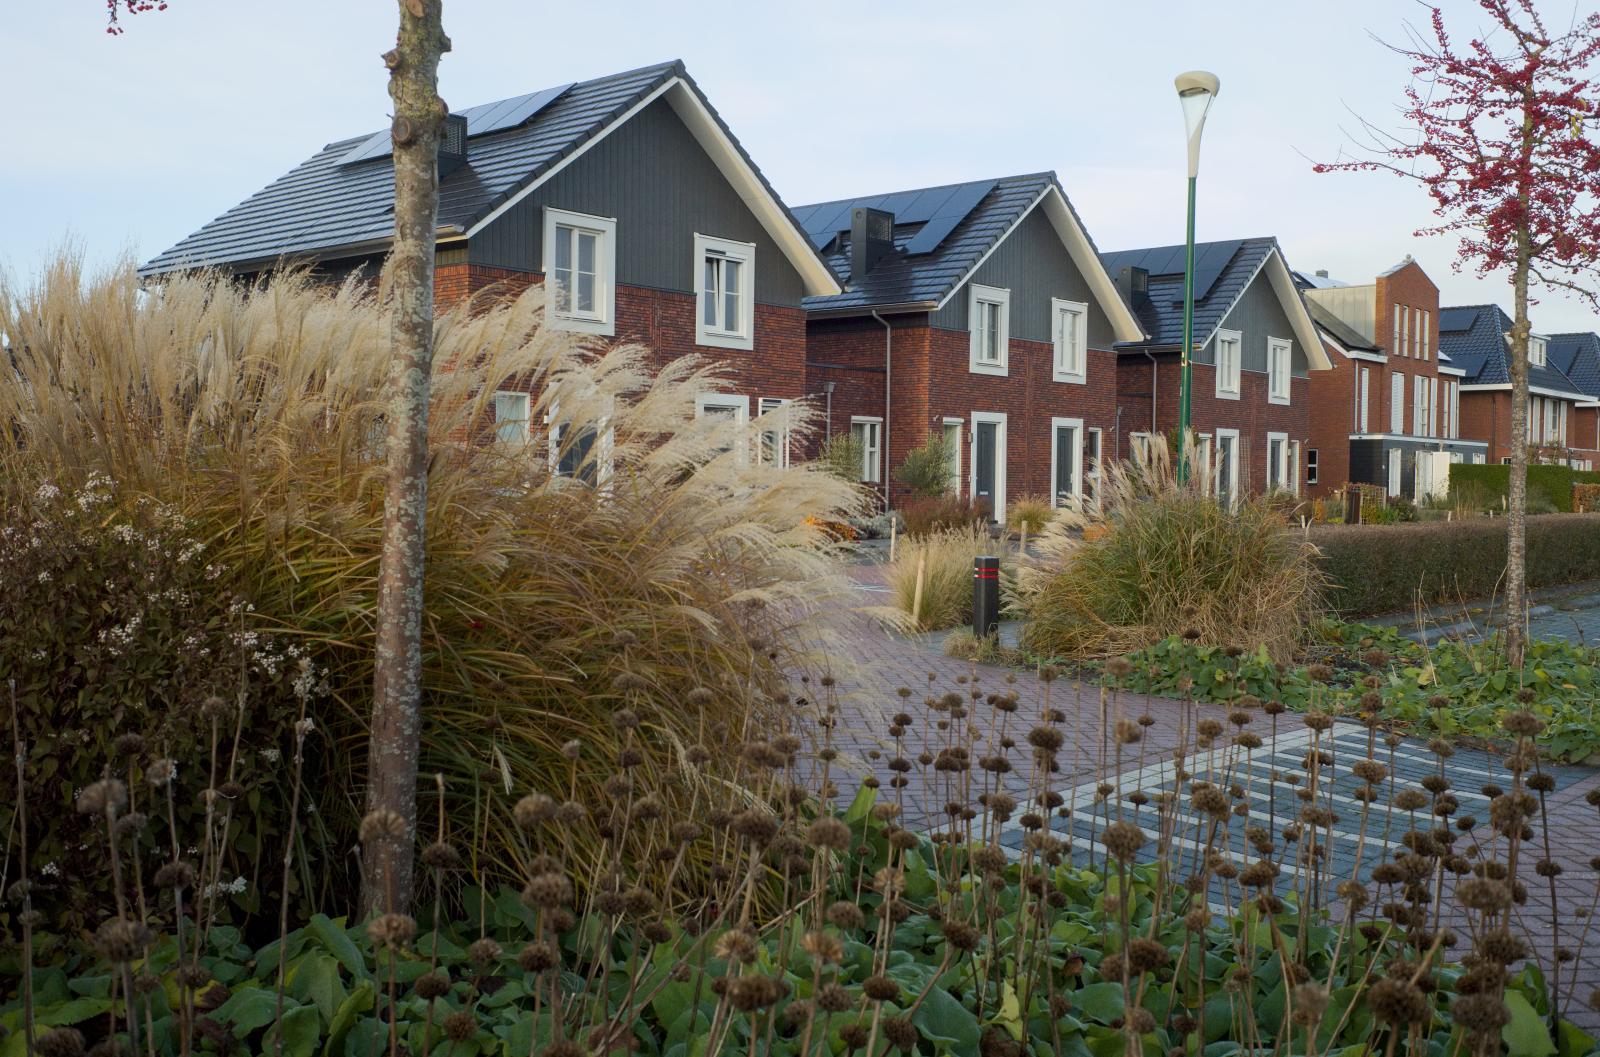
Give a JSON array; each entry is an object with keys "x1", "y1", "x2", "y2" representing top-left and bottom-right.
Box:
[{"x1": 1174, "y1": 70, "x2": 1220, "y2": 485}]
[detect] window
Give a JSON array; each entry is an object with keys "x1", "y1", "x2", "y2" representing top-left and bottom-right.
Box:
[
  {"x1": 1084, "y1": 428, "x2": 1103, "y2": 511},
  {"x1": 1443, "y1": 379, "x2": 1459, "y2": 438},
  {"x1": 1129, "y1": 432, "x2": 1158, "y2": 464},
  {"x1": 851, "y1": 417, "x2": 883, "y2": 483},
  {"x1": 756, "y1": 397, "x2": 790, "y2": 469},
  {"x1": 1267, "y1": 337, "x2": 1292, "y2": 405},
  {"x1": 1530, "y1": 335, "x2": 1548, "y2": 367},
  {"x1": 1413, "y1": 377, "x2": 1428, "y2": 439},
  {"x1": 552, "y1": 424, "x2": 601, "y2": 483},
  {"x1": 1050, "y1": 418, "x2": 1082, "y2": 507},
  {"x1": 1356, "y1": 367, "x2": 1370, "y2": 432},
  {"x1": 968, "y1": 285, "x2": 1010, "y2": 375},
  {"x1": 1051, "y1": 298, "x2": 1088, "y2": 383},
  {"x1": 1306, "y1": 447, "x2": 1319, "y2": 486},
  {"x1": 543, "y1": 207, "x2": 616, "y2": 335},
  {"x1": 1393, "y1": 305, "x2": 1404, "y2": 356},
  {"x1": 942, "y1": 419, "x2": 963, "y2": 496},
  {"x1": 1214, "y1": 329, "x2": 1241, "y2": 399},
  {"x1": 1215, "y1": 428, "x2": 1240, "y2": 508},
  {"x1": 1289, "y1": 440, "x2": 1301, "y2": 495},
  {"x1": 1390, "y1": 372, "x2": 1405, "y2": 434},
  {"x1": 694, "y1": 234, "x2": 756, "y2": 350},
  {"x1": 1266, "y1": 432, "x2": 1291, "y2": 493},
  {"x1": 696, "y1": 393, "x2": 750, "y2": 460},
  {"x1": 1191, "y1": 433, "x2": 1214, "y2": 494},
  {"x1": 1420, "y1": 310, "x2": 1430, "y2": 360},
  {"x1": 493, "y1": 391, "x2": 531, "y2": 444}
]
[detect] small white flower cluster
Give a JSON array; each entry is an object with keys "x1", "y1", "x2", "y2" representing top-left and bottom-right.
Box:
[
  {"x1": 97, "y1": 612, "x2": 143, "y2": 652},
  {"x1": 34, "y1": 483, "x2": 61, "y2": 502},
  {"x1": 203, "y1": 875, "x2": 248, "y2": 899}
]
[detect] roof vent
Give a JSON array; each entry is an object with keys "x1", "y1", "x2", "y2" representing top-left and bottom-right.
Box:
[
  {"x1": 438, "y1": 114, "x2": 468, "y2": 178},
  {"x1": 851, "y1": 207, "x2": 895, "y2": 282},
  {"x1": 1315, "y1": 269, "x2": 1329, "y2": 278},
  {"x1": 1115, "y1": 265, "x2": 1150, "y2": 309}
]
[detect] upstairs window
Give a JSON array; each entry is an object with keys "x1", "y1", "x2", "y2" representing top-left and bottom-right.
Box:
[
  {"x1": 543, "y1": 207, "x2": 616, "y2": 336},
  {"x1": 1052, "y1": 298, "x2": 1088, "y2": 383},
  {"x1": 1390, "y1": 372, "x2": 1405, "y2": 434},
  {"x1": 1530, "y1": 334, "x2": 1548, "y2": 367},
  {"x1": 968, "y1": 284, "x2": 1010, "y2": 375},
  {"x1": 1214, "y1": 329, "x2": 1241, "y2": 399},
  {"x1": 695, "y1": 234, "x2": 756, "y2": 350},
  {"x1": 1419, "y1": 310, "x2": 1430, "y2": 360},
  {"x1": 1267, "y1": 337, "x2": 1292, "y2": 404}
]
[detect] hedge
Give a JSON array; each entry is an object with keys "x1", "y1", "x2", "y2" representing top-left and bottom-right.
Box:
[
  {"x1": 1308, "y1": 513, "x2": 1600, "y2": 616},
  {"x1": 1449, "y1": 462, "x2": 1600, "y2": 513}
]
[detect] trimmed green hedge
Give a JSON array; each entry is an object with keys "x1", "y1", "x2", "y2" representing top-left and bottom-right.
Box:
[
  {"x1": 1309, "y1": 513, "x2": 1600, "y2": 615},
  {"x1": 1449, "y1": 462, "x2": 1600, "y2": 513}
]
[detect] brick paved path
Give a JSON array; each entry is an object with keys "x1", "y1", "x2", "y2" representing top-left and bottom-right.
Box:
[{"x1": 798, "y1": 562, "x2": 1600, "y2": 1031}]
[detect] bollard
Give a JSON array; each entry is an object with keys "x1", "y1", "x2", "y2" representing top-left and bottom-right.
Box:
[{"x1": 973, "y1": 555, "x2": 1000, "y2": 640}]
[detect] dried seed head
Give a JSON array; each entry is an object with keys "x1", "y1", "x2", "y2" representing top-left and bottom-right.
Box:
[
  {"x1": 421, "y1": 841, "x2": 462, "y2": 871},
  {"x1": 713, "y1": 928, "x2": 759, "y2": 964},
  {"x1": 366, "y1": 913, "x2": 416, "y2": 951},
  {"x1": 443, "y1": 1011, "x2": 477, "y2": 1043},
  {"x1": 1102, "y1": 820, "x2": 1146, "y2": 863},
  {"x1": 76, "y1": 779, "x2": 128, "y2": 818},
  {"x1": 415, "y1": 970, "x2": 451, "y2": 1000},
  {"x1": 359, "y1": 808, "x2": 406, "y2": 844},
  {"x1": 801, "y1": 930, "x2": 845, "y2": 964}
]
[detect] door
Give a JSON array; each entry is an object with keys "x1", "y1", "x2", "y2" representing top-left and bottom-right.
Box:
[
  {"x1": 974, "y1": 422, "x2": 997, "y2": 517},
  {"x1": 1216, "y1": 429, "x2": 1238, "y2": 509},
  {"x1": 1387, "y1": 447, "x2": 1402, "y2": 497},
  {"x1": 1083, "y1": 428, "x2": 1102, "y2": 511},
  {"x1": 1051, "y1": 419, "x2": 1081, "y2": 508}
]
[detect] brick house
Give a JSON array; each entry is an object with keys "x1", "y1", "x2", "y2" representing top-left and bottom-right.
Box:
[
  {"x1": 1438, "y1": 305, "x2": 1600, "y2": 470},
  {"x1": 1098, "y1": 238, "x2": 1330, "y2": 505},
  {"x1": 792, "y1": 173, "x2": 1146, "y2": 518},
  {"x1": 1295, "y1": 257, "x2": 1485, "y2": 500},
  {"x1": 1547, "y1": 333, "x2": 1600, "y2": 460},
  {"x1": 140, "y1": 61, "x2": 841, "y2": 470}
]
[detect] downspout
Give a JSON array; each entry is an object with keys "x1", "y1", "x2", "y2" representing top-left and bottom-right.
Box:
[
  {"x1": 872, "y1": 310, "x2": 892, "y2": 515},
  {"x1": 1143, "y1": 350, "x2": 1160, "y2": 436}
]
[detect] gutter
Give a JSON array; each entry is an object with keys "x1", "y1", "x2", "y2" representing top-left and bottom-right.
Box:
[
  {"x1": 139, "y1": 223, "x2": 470, "y2": 278},
  {"x1": 803, "y1": 301, "x2": 938, "y2": 320}
]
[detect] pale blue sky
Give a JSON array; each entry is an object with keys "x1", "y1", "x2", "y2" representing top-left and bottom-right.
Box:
[{"x1": 8, "y1": 0, "x2": 1598, "y2": 331}]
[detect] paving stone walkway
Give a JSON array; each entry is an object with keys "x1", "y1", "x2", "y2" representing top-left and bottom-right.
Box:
[{"x1": 801, "y1": 560, "x2": 1600, "y2": 1030}]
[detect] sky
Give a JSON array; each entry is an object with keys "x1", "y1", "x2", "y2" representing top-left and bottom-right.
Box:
[{"x1": 7, "y1": 0, "x2": 1600, "y2": 332}]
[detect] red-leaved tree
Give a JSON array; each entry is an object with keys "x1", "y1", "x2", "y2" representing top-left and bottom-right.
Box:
[
  {"x1": 1318, "y1": 0, "x2": 1600, "y2": 677},
  {"x1": 105, "y1": 0, "x2": 167, "y2": 34}
]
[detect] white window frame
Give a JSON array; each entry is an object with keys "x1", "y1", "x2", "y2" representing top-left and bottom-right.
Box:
[
  {"x1": 1215, "y1": 427, "x2": 1240, "y2": 509},
  {"x1": 1306, "y1": 447, "x2": 1319, "y2": 486},
  {"x1": 1530, "y1": 334, "x2": 1548, "y2": 367},
  {"x1": 850, "y1": 415, "x2": 883, "y2": 484},
  {"x1": 1356, "y1": 366, "x2": 1370, "y2": 433},
  {"x1": 1395, "y1": 305, "x2": 1406, "y2": 357},
  {"x1": 969, "y1": 410, "x2": 1008, "y2": 521},
  {"x1": 1214, "y1": 329, "x2": 1242, "y2": 399},
  {"x1": 1267, "y1": 337, "x2": 1292, "y2": 405},
  {"x1": 1049, "y1": 417, "x2": 1084, "y2": 508},
  {"x1": 941, "y1": 417, "x2": 963, "y2": 497},
  {"x1": 1192, "y1": 433, "x2": 1215, "y2": 495},
  {"x1": 1084, "y1": 427, "x2": 1103, "y2": 512},
  {"x1": 968, "y1": 284, "x2": 1011, "y2": 376},
  {"x1": 543, "y1": 389, "x2": 616, "y2": 486},
  {"x1": 1388, "y1": 448, "x2": 1403, "y2": 496},
  {"x1": 756, "y1": 397, "x2": 791, "y2": 469},
  {"x1": 1420, "y1": 310, "x2": 1430, "y2": 361},
  {"x1": 542, "y1": 207, "x2": 616, "y2": 336},
  {"x1": 1051, "y1": 298, "x2": 1088, "y2": 384},
  {"x1": 1390, "y1": 372, "x2": 1405, "y2": 434},
  {"x1": 696, "y1": 392, "x2": 751, "y2": 462},
  {"x1": 1288, "y1": 440, "x2": 1301, "y2": 495},
  {"x1": 492, "y1": 390, "x2": 531, "y2": 445},
  {"x1": 693, "y1": 233, "x2": 756, "y2": 351},
  {"x1": 1266, "y1": 431, "x2": 1291, "y2": 493},
  {"x1": 1413, "y1": 377, "x2": 1427, "y2": 439}
]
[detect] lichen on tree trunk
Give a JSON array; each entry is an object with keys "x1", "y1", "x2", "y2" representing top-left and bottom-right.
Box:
[{"x1": 363, "y1": 0, "x2": 450, "y2": 918}]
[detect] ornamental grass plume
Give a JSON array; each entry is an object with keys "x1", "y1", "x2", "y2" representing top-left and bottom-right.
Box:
[
  {"x1": 1016, "y1": 431, "x2": 1323, "y2": 661},
  {"x1": 0, "y1": 252, "x2": 863, "y2": 908}
]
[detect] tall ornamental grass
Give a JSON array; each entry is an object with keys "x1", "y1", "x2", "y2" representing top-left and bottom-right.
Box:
[
  {"x1": 885, "y1": 525, "x2": 998, "y2": 632},
  {"x1": 1019, "y1": 437, "x2": 1324, "y2": 661},
  {"x1": 0, "y1": 254, "x2": 863, "y2": 916}
]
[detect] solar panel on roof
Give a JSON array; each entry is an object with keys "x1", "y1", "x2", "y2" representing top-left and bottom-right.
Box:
[
  {"x1": 904, "y1": 180, "x2": 995, "y2": 256},
  {"x1": 340, "y1": 83, "x2": 574, "y2": 166}
]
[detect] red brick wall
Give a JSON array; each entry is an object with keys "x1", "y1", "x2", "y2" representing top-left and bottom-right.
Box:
[
  {"x1": 1306, "y1": 341, "x2": 1355, "y2": 497},
  {"x1": 435, "y1": 264, "x2": 808, "y2": 403},
  {"x1": 1113, "y1": 353, "x2": 1311, "y2": 494},
  {"x1": 1461, "y1": 389, "x2": 1600, "y2": 467}
]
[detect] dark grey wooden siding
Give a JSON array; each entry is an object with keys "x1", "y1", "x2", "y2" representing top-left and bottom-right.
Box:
[
  {"x1": 1208, "y1": 271, "x2": 1310, "y2": 378},
  {"x1": 467, "y1": 99, "x2": 807, "y2": 307},
  {"x1": 928, "y1": 207, "x2": 1116, "y2": 348}
]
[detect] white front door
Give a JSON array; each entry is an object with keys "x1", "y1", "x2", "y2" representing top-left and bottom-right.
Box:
[
  {"x1": 970, "y1": 411, "x2": 1007, "y2": 522},
  {"x1": 1387, "y1": 448, "x2": 1403, "y2": 497}
]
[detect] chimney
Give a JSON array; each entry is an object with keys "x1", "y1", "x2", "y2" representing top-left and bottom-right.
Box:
[
  {"x1": 438, "y1": 113, "x2": 468, "y2": 178},
  {"x1": 1315, "y1": 269, "x2": 1330, "y2": 279},
  {"x1": 1114, "y1": 265, "x2": 1150, "y2": 309},
  {"x1": 851, "y1": 207, "x2": 895, "y2": 282}
]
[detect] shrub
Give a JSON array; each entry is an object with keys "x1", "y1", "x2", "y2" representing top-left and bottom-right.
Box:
[
  {"x1": 1309, "y1": 513, "x2": 1600, "y2": 615},
  {"x1": 886, "y1": 525, "x2": 998, "y2": 631},
  {"x1": 1018, "y1": 446, "x2": 1323, "y2": 661},
  {"x1": 1005, "y1": 493, "x2": 1054, "y2": 536},
  {"x1": 897, "y1": 493, "x2": 990, "y2": 538},
  {"x1": 892, "y1": 430, "x2": 956, "y2": 498},
  {"x1": 1449, "y1": 461, "x2": 1582, "y2": 512},
  {"x1": 1575, "y1": 482, "x2": 1600, "y2": 511},
  {"x1": 817, "y1": 431, "x2": 866, "y2": 483},
  {"x1": 0, "y1": 257, "x2": 862, "y2": 919}
]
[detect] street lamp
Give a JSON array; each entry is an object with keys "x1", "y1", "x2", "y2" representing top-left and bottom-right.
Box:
[{"x1": 1175, "y1": 70, "x2": 1219, "y2": 486}]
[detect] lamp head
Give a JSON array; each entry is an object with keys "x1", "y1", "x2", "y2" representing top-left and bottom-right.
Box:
[{"x1": 1175, "y1": 71, "x2": 1220, "y2": 178}]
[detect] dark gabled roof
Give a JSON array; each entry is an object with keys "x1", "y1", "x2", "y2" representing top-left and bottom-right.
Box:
[
  {"x1": 1438, "y1": 304, "x2": 1590, "y2": 395},
  {"x1": 794, "y1": 173, "x2": 1053, "y2": 313},
  {"x1": 1306, "y1": 298, "x2": 1381, "y2": 353},
  {"x1": 1100, "y1": 237, "x2": 1274, "y2": 348},
  {"x1": 141, "y1": 61, "x2": 838, "y2": 293},
  {"x1": 1547, "y1": 332, "x2": 1600, "y2": 397}
]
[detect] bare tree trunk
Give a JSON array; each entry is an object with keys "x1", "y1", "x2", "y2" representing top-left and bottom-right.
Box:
[
  {"x1": 1504, "y1": 103, "x2": 1535, "y2": 670},
  {"x1": 363, "y1": 0, "x2": 450, "y2": 918}
]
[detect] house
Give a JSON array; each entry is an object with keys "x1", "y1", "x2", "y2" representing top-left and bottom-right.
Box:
[
  {"x1": 1546, "y1": 332, "x2": 1600, "y2": 461},
  {"x1": 1099, "y1": 237, "x2": 1330, "y2": 506},
  {"x1": 1437, "y1": 305, "x2": 1600, "y2": 470},
  {"x1": 141, "y1": 60, "x2": 841, "y2": 467},
  {"x1": 793, "y1": 173, "x2": 1145, "y2": 518},
  {"x1": 1295, "y1": 257, "x2": 1485, "y2": 501}
]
